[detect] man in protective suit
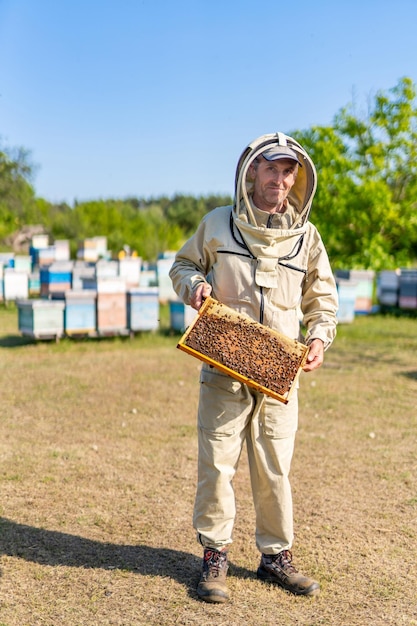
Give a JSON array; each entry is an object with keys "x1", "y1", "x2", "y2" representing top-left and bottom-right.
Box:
[{"x1": 170, "y1": 132, "x2": 338, "y2": 603}]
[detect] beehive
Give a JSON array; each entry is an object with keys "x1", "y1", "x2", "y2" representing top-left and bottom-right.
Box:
[
  {"x1": 40, "y1": 262, "x2": 73, "y2": 297},
  {"x1": 177, "y1": 297, "x2": 309, "y2": 404},
  {"x1": 119, "y1": 257, "x2": 142, "y2": 288},
  {"x1": 92, "y1": 277, "x2": 127, "y2": 334},
  {"x1": 3, "y1": 268, "x2": 29, "y2": 301},
  {"x1": 17, "y1": 299, "x2": 65, "y2": 340},
  {"x1": 399, "y1": 269, "x2": 417, "y2": 309},
  {"x1": 169, "y1": 299, "x2": 197, "y2": 332},
  {"x1": 64, "y1": 290, "x2": 97, "y2": 335},
  {"x1": 127, "y1": 287, "x2": 159, "y2": 332},
  {"x1": 96, "y1": 292, "x2": 127, "y2": 333}
]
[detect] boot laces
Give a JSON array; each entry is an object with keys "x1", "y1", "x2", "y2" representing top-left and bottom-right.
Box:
[
  {"x1": 273, "y1": 550, "x2": 298, "y2": 574},
  {"x1": 204, "y1": 549, "x2": 227, "y2": 578}
]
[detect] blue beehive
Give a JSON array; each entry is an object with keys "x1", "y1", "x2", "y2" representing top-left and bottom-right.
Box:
[
  {"x1": 377, "y1": 270, "x2": 399, "y2": 307},
  {"x1": 64, "y1": 290, "x2": 97, "y2": 335},
  {"x1": 127, "y1": 287, "x2": 159, "y2": 332},
  {"x1": 17, "y1": 299, "x2": 65, "y2": 340},
  {"x1": 398, "y1": 269, "x2": 417, "y2": 309},
  {"x1": 335, "y1": 279, "x2": 357, "y2": 324},
  {"x1": 169, "y1": 299, "x2": 197, "y2": 332},
  {"x1": 40, "y1": 262, "x2": 73, "y2": 297}
]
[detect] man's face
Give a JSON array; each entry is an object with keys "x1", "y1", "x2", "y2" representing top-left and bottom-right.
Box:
[{"x1": 249, "y1": 157, "x2": 298, "y2": 213}]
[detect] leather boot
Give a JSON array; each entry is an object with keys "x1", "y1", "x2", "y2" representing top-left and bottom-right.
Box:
[
  {"x1": 257, "y1": 550, "x2": 320, "y2": 596},
  {"x1": 197, "y1": 548, "x2": 229, "y2": 603}
]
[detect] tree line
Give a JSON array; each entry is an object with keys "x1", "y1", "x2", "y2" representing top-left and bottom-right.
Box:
[{"x1": 1, "y1": 77, "x2": 416, "y2": 270}]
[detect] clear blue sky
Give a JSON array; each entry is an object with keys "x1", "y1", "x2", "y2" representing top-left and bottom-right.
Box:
[{"x1": 1, "y1": 0, "x2": 416, "y2": 205}]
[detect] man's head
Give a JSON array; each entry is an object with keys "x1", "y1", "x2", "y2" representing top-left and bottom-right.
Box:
[{"x1": 248, "y1": 146, "x2": 300, "y2": 214}]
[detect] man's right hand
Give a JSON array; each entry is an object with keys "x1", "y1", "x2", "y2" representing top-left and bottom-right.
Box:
[{"x1": 190, "y1": 283, "x2": 212, "y2": 310}]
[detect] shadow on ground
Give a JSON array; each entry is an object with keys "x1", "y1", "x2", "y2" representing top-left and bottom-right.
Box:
[
  {"x1": 401, "y1": 370, "x2": 417, "y2": 381},
  {"x1": 0, "y1": 335, "x2": 37, "y2": 348},
  {"x1": 0, "y1": 518, "x2": 253, "y2": 596}
]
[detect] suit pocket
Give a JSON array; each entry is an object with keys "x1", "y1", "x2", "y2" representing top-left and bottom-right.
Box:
[
  {"x1": 260, "y1": 393, "x2": 298, "y2": 439},
  {"x1": 198, "y1": 366, "x2": 244, "y2": 435}
]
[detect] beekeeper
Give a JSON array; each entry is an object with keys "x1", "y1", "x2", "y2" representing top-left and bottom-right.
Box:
[{"x1": 169, "y1": 132, "x2": 338, "y2": 603}]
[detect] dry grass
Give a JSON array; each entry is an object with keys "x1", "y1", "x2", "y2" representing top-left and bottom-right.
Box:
[{"x1": 0, "y1": 305, "x2": 416, "y2": 625}]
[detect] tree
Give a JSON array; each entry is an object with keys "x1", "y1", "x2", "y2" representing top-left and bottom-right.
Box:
[
  {"x1": 0, "y1": 142, "x2": 37, "y2": 243},
  {"x1": 293, "y1": 77, "x2": 417, "y2": 270}
]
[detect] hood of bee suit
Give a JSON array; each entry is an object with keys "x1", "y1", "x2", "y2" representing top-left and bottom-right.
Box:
[
  {"x1": 232, "y1": 132, "x2": 318, "y2": 289},
  {"x1": 233, "y1": 131, "x2": 317, "y2": 230}
]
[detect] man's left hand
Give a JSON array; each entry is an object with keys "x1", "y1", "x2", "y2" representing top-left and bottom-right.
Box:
[{"x1": 303, "y1": 338, "x2": 324, "y2": 372}]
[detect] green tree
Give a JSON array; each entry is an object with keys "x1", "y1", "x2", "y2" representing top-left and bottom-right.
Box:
[
  {"x1": 164, "y1": 194, "x2": 232, "y2": 235},
  {"x1": 129, "y1": 203, "x2": 184, "y2": 261},
  {"x1": 0, "y1": 142, "x2": 37, "y2": 243},
  {"x1": 293, "y1": 77, "x2": 417, "y2": 270},
  {"x1": 68, "y1": 199, "x2": 184, "y2": 262}
]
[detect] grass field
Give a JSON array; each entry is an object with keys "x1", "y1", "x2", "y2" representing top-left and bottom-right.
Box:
[{"x1": 0, "y1": 305, "x2": 416, "y2": 625}]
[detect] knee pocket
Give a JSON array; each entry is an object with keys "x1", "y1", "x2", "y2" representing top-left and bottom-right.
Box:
[
  {"x1": 198, "y1": 367, "x2": 246, "y2": 436},
  {"x1": 259, "y1": 394, "x2": 298, "y2": 439}
]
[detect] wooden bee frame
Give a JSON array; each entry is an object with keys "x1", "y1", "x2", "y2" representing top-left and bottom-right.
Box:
[{"x1": 177, "y1": 297, "x2": 309, "y2": 404}]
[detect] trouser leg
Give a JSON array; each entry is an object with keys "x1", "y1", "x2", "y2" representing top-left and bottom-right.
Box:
[
  {"x1": 193, "y1": 367, "x2": 254, "y2": 549},
  {"x1": 246, "y1": 392, "x2": 298, "y2": 554}
]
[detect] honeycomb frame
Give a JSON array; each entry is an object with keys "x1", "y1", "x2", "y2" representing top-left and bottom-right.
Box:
[{"x1": 177, "y1": 297, "x2": 309, "y2": 404}]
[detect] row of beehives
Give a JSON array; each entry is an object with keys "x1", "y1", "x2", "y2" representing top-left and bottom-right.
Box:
[
  {"x1": 15, "y1": 290, "x2": 197, "y2": 341},
  {"x1": 0, "y1": 235, "x2": 107, "y2": 275},
  {"x1": 16, "y1": 287, "x2": 160, "y2": 340},
  {"x1": 0, "y1": 234, "x2": 169, "y2": 300},
  {"x1": 376, "y1": 269, "x2": 417, "y2": 310},
  {"x1": 21, "y1": 234, "x2": 109, "y2": 267},
  {"x1": 0, "y1": 256, "x2": 142, "y2": 298},
  {"x1": 0, "y1": 255, "x2": 179, "y2": 305},
  {"x1": 335, "y1": 268, "x2": 417, "y2": 323}
]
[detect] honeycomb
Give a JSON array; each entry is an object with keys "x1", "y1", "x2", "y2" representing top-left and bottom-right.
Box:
[{"x1": 177, "y1": 297, "x2": 309, "y2": 403}]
